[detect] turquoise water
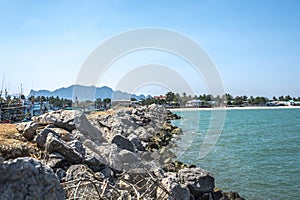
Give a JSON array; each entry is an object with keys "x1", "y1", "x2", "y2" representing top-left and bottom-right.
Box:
[{"x1": 171, "y1": 108, "x2": 300, "y2": 200}]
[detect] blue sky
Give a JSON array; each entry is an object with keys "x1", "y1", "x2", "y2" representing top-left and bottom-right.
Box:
[{"x1": 0, "y1": 0, "x2": 299, "y2": 97}]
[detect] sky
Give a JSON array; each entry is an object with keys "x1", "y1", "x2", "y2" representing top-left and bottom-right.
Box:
[{"x1": 0, "y1": 0, "x2": 299, "y2": 98}]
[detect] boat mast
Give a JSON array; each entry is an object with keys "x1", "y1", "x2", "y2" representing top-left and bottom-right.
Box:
[{"x1": 0, "y1": 74, "x2": 4, "y2": 99}]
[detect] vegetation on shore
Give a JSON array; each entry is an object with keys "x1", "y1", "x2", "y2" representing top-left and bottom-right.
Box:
[{"x1": 140, "y1": 92, "x2": 300, "y2": 107}]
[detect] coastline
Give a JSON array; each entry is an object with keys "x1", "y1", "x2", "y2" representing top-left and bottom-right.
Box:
[
  {"x1": 168, "y1": 105, "x2": 300, "y2": 112},
  {"x1": 0, "y1": 105, "x2": 245, "y2": 199}
]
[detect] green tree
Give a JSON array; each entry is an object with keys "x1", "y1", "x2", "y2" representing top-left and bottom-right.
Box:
[
  {"x1": 234, "y1": 96, "x2": 243, "y2": 105},
  {"x1": 166, "y1": 92, "x2": 176, "y2": 103},
  {"x1": 278, "y1": 95, "x2": 284, "y2": 101},
  {"x1": 284, "y1": 95, "x2": 292, "y2": 101}
]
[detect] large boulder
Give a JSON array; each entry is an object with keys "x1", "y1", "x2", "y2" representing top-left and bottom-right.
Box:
[
  {"x1": 0, "y1": 157, "x2": 65, "y2": 200},
  {"x1": 16, "y1": 121, "x2": 40, "y2": 141},
  {"x1": 157, "y1": 172, "x2": 192, "y2": 200},
  {"x1": 33, "y1": 110, "x2": 107, "y2": 144},
  {"x1": 111, "y1": 134, "x2": 135, "y2": 152},
  {"x1": 45, "y1": 133, "x2": 83, "y2": 164},
  {"x1": 128, "y1": 133, "x2": 146, "y2": 151},
  {"x1": 84, "y1": 139, "x2": 152, "y2": 172},
  {"x1": 33, "y1": 110, "x2": 77, "y2": 131},
  {"x1": 178, "y1": 168, "x2": 215, "y2": 197},
  {"x1": 134, "y1": 126, "x2": 152, "y2": 142},
  {"x1": 35, "y1": 127, "x2": 59, "y2": 148}
]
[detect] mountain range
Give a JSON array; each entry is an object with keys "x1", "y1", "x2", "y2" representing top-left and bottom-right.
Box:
[{"x1": 28, "y1": 85, "x2": 146, "y2": 101}]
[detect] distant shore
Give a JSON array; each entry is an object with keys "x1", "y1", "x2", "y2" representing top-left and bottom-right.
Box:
[{"x1": 168, "y1": 106, "x2": 300, "y2": 112}]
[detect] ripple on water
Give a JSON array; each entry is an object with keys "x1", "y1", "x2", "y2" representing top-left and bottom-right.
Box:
[{"x1": 172, "y1": 108, "x2": 300, "y2": 199}]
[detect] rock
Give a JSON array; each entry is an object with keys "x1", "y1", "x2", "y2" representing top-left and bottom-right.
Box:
[
  {"x1": 111, "y1": 134, "x2": 135, "y2": 152},
  {"x1": 51, "y1": 127, "x2": 74, "y2": 142},
  {"x1": 134, "y1": 126, "x2": 152, "y2": 141},
  {"x1": 199, "y1": 193, "x2": 213, "y2": 200},
  {"x1": 35, "y1": 127, "x2": 59, "y2": 148},
  {"x1": 0, "y1": 157, "x2": 65, "y2": 200},
  {"x1": 85, "y1": 138, "x2": 151, "y2": 172},
  {"x1": 46, "y1": 152, "x2": 65, "y2": 168},
  {"x1": 99, "y1": 166, "x2": 114, "y2": 179},
  {"x1": 65, "y1": 164, "x2": 93, "y2": 181},
  {"x1": 128, "y1": 133, "x2": 145, "y2": 151},
  {"x1": 157, "y1": 172, "x2": 192, "y2": 200},
  {"x1": 153, "y1": 167, "x2": 166, "y2": 178},
  {"x1": 16, "y1": 122, "x2": 27, "y2": 132},
  {"x1": 171, "y1": 127, "x2": 182, "y2": 135},
  {"x1": 67, "y1": 140, "x2": 85, "y2": 158},
  {"x1": 45, "y1": 133, "x2": 83, "y2": 164},
  {"x1": 178, "y1": 168, "x2": 215, "y2": 197},
  {"x1": 74, "y1": 112, "x2": 107, "y2": 143},
  {"x1": 212, "y1": 190, "x2": 223, "y2": 200},
  {"x1": 84, "y1": 154, "x2": 102, "y2": 166},
  {"x1": 223, "y1": 191, "x2": 245, "y2": 200},
  {"x1": 35, "y1": 125, "x2": 74, "y2": 145},
  {"x1": 55, "y1": 168, "x2": 66, "y2": 181},
  {"x1": 118, "y1": 149, "x2": 140, "y2": 164},
  {"x1": 72, "y1": 129, "x2": 86, "y2": 141},
  {"x1": 84, "y1": 139, "x2": 127, "y2": 172},
  {"x1": 17, "y1": 121, "x2": 40, "y2": 141},
  {"x1": 33, "y1": 110, "x2": 107, "y2": 143},
  {"x1": 117, "y1": 150, "x2": 153, "y2": 172},
  {"x1": 32, "y1": 110, "x2": 74, "y2": 130}
]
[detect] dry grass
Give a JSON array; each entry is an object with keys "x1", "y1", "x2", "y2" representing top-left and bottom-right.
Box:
[{"x1": 0, "y1": 124, "x2": 41, "y2": 160}]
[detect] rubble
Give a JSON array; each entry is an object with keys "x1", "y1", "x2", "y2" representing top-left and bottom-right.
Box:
[{"x1": 0, "y1": 104, "x2": 245, "y2": 199}]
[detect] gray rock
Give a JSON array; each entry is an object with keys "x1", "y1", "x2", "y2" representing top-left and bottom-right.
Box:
[
  {"x1": 74, "y1": 112, "x2": 107, "y2": 143},
  {"x1": 65, "y1": 164, "x2": 93, "y2": 181},
  {"x1": 84, "y1": 140, "x2": 117, "y2": 169},
  {"x1": 153, "y1": 167, "x2": 166, "y2": 179},
  {"x1": 111, "y1": 134, "x2": 135, "y2": 152},
  {"x1": 117, "y1": 150, "x2": 153, "y2": 172},
  {"x1": 134, "y1": 126, "x2": 152, "y2": 141},
  {"x1": 67, "y1": 140, "x2": 85, "y2": 157},
  {"x1": 128, "y1": 134, "x2": 145, "y2": 151},
  {"x1": 0, "y1": 157, "x2": 65, "y2": 200},
  {"x1": 33, "y1": 110, "x2": 77, "y2": 131},
  {"x1": 72, "y1": 129, "x2": 86, "y2": 141},
  {"x1": 45, "y1": 133, "x2": 83, "y2": 164},
  {"x1": 157, "y1": 172, "x2": 192, "y2": 200},
  {"x1": 178, "y1": 168, "x2": 215, "y2": 197},
  {"x1": 46, "y1": 152, "x2": 65, "y2": 168},
  {"x1": 55, "y1": 168, "x2": 66, "y2": 181},
  {"x1": 17, "y1": 121, "x2": 40, "y2": 141},
  {"x1": 85, "y1": 154, "x2": 102, "y2": 166},
  {"x1": 35, "y1": 128, "x2": 59, "y2": 148},
  {"x1": 84, "y1": 139, "x2": 151, "y2": 172},
  {"x1": 33, "y1": 110, "x2": 107, "y2": 144},
  {"x1": 16, "y1": 122, "x2": 27, "y2": 132},
  {"x1": 99, "y1": 166, "x2": 114, "y2": 179},
  {"x1": 35, "y1": 125, "x2": 74, "y2": 148}
]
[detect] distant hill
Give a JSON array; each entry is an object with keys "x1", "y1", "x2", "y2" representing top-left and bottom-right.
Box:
[{"x1": 28, "y1": 85, "x2": 146, "y2": 101}]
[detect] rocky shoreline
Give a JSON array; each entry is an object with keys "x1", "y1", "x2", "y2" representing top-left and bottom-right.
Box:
[{"x1": 0, "y1": 104, "x2": 244, "y2": 199}]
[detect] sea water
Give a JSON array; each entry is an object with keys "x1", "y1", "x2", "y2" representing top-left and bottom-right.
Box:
[{"x1": 171, "y1": 108, "x2": 300, "y2": 199}]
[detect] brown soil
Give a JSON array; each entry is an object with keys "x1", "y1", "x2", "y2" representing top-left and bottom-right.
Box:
[{"x1": 0, "y1": 124, "x2": 41, "y2": 160}]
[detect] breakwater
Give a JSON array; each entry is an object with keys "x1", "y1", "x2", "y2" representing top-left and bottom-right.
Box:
[{"x1": 0, "y1": 104, "x2": 244, "y2": 199}]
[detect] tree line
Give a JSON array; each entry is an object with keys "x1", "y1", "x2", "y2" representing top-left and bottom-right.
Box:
[
  {"x1": 28, "y1": 93, "x2": 300, "y2": 109},
  {"x1": 28, "y1": 96, "x2": 72, "y2": 108},
  {"x1": 140, "y1": 92, "x2": 300, "y2": 106}
]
